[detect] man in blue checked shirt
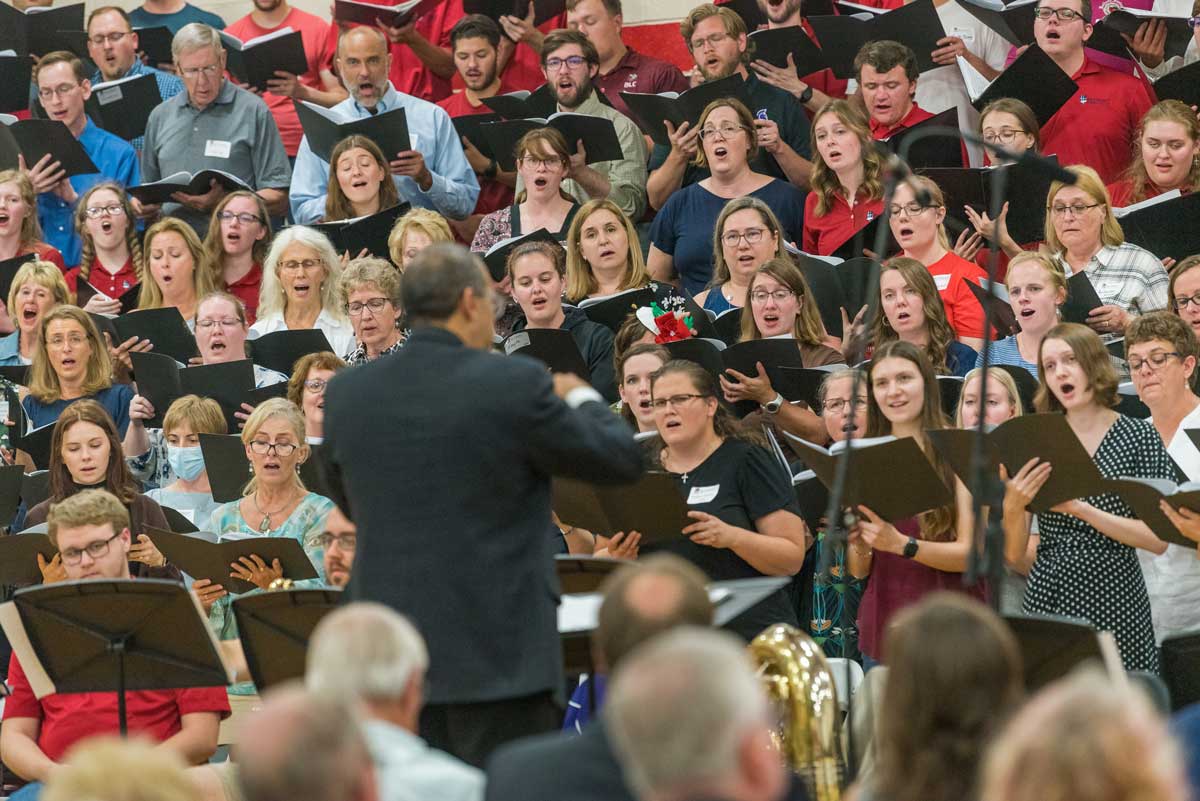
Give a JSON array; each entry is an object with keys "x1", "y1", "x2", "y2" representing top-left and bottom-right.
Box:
[{"x1": 289, "y1": 26, "x2": 479, "y2": 226}]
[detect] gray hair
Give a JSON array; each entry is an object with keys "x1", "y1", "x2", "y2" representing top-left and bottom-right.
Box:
[
  {"x1": 816, "y1": 367, "x2": 868, "y2": 407},
  {"x1": 339, "y1": 257, "x2": 402, "y2": 310},
  {"x1": 604, "y1": 627, "x2": 770, "y2": 799},
  {"x1": 259, "y1": 226, "x2": 347, "y2": 322},
  {"x1": 306, "y1": 602, "x2": 429, "y2": 702},
  {"x1": 171, "y1": 22, "x2": 223, "y2": 61},
  {"x1": 401, "y1": 243, "x2": 490, "y2": 325}
]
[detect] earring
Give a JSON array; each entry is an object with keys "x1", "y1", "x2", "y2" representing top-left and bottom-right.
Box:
[{"x1": 248, "y1": 463, "x2": 254, "y2": 476}]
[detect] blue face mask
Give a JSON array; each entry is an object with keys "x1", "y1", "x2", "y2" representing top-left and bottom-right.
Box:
[{"x1": 166, "y1": 444, "x2": 206, "y2": 482}]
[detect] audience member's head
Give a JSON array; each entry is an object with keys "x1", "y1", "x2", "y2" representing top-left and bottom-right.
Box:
[
  {"x1": 401, "y1": 244, "x2": 495, "y2": 349},
  {"x1": 237, "y1": 684, "x2": 378, "y2": 801},
  {"x1": 387, "y1": 207, "x2": 454, "y2": 271},
  {"x1": 43, "y1": 737, "x2": 196, "y2": 801},
  {"x1": 980, "y1": 670, "x2": 1188, "y2": 801},
  {"x1": 606, "y1": 627, "x2": 785, "y2": 801},
  {"x1": 46, "y1": 488, "x2": 133, "y2": 581}
]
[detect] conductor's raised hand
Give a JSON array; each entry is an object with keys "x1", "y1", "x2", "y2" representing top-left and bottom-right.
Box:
[
  {"x1": 552, "y1": 372, "x2": 591, "y2": 398},
  {"x1": 38, "y1": 552, "x2": 66, "y2": 584},
  {"x1": 1159, "y1": 501, "x2": 1200, "y2": 544},
  {"x1": 192, "y1": 578, "x2": 228, "y2": 615},
  {"x1": 854, "y1": 505, "x2": 907, "y2": 554},
  {"x1": 1001, "y1": 458, "x2": 1052, "y2": 513},
  {"x1": 684, "y1": 510, "x2": 741, "y2": 549},
  {"x1": 720, "y1": 362, "x2": 774, "y2": 405},
  {"x1": 230, "y1": 554, "x2": 283, "y2": 590}
]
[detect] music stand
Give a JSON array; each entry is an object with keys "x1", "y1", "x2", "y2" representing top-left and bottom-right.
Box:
[
  {"x1": 232, "y1": 588, "x2": 342, "y2": 690},
  {"x1": 555, "y1": 555, "x2": 623, "y2": 595},
  {"x1": 0, "y1": 579, "x2": 233, "y2": 735},
  {"x1": 1004, "y1": 613, "x2": 1103, "y2": 692},
  {"x1": 1161, "y1": 629, "x2": 1200, "y2": 712}
]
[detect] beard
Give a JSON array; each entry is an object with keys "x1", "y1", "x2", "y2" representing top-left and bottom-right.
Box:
[
  {"x1": 554, "y1": 76, "x2": 593, "y2": 109},
  {"x1": 758, "y1": 0, "x2": 801, "y2": 24}
]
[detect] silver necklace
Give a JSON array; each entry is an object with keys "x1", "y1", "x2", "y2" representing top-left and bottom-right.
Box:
[{"x1": 252, "y1": 490, "x2": 295, "y2": 533}]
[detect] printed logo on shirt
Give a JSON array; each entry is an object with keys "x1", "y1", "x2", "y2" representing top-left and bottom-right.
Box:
[
  {"x1": 866, "y1": 210, "x2": 876, "y2": 222},
  {"x1": 933, "y1": 273, "x2": 952, "y2": 291},
  {"x1": 623, "y1": 73, "x2": 639, "y2": 91},
  {"x1": 755, "y1": 108, "x2": 769, "y2": 120},
  {"x1": 688, "y1": 484, "x2": 721, "y2": 504}
]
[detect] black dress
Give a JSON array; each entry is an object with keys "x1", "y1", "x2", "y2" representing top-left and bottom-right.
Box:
[
  {"x1": 1024, "y1": 415, "x2": 1175, "y2": 673},
  {"x1": 649, "y1": 438, "x2": 803, "y2": 641}
]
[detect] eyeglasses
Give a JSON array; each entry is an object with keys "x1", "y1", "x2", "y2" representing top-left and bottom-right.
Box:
[
  {"x1": 721, "y1": 228, "x2": 767, "y2": 247},
  {"x1": 650, "y1": 393, "x2": 708, "y2": 410},
  {"x1": 180, "y1": 63, "x2": 222, "y2": 80},
  {"x1": 889, "y1": 202, "x2": 934, "y2": 217},
  {"x1": 37, "y1": 83, "x2": 80, "y2": 100},
  {"x1": 317, "y1": 532, "x2": 357, "y2": 551},
  {"x1": 699, "y1": 123, "x2": 747, "y2": 141},
  {"x1": 1049, "y1": 202, "x2": 1101, "y2": 217},
  {"x1": 1174, "y1": 292, "x2": 1200, "y2": 309},
  {"x1": 1129, "y1": 351, "x2": 1181, "y2": 372},
  {"x1": 88, "y1": 31, "x2": 130, "y2": 45},
  {"x1": 60, "y1": 530, "x2": 123, "y2": 565},
  {"x1": 248, "y1": 440, "x2": 298, "y2": 456},
  {"x1": 304, "y1": 378, "x2": 329, "y2": 392},
  {"x1": 196, "y1": 317, "x2": 242, "y2": 329},
  {"x1": 280, "y1": 258, "x2": 324, "y2": 273},
  {"x1": 218, "y1": 210, "x2": 263, "y2": 225},
  {"x1": 690, "y1": 31, "x2": 730, "y2": 50},
  {"x1": 348, "y1": 297, "x2": 390, "y2": 316},
  {"x1": 519, "y1": 155, "x2": 563, "y2": 169},
  {"x1": 1033, "y1": 6, "x2": 1087, "y2": 21},
  {"x1": 1189, "y1": 15, "x2": 1200, "y2": 28},
  {"x1": 982, "y1": 128, "x2": 1028, "y2": 145},
  {"x1": 750, "y1": 288, "x2": 795, "y2": 304},
  {"x1": 47, "y1": 334, "x2": 87, "y2": 348},
  {"x1": 84, "y1": 204, "x2": 125, "y2": 218},
  {"x1": 544, "y1": 55, "x2": 587, "y2": 71},
  {"x1": 822, "y1": 398, "x2": 866, "y2": 414}
]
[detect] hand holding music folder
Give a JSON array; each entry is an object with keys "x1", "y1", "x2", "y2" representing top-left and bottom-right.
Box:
[
  {"x1": 0, "y1": 531, "x2": 56, "y2": 585},
  {"x1": 482, "y1": 228, "x2": 562, "y2": 281},
  {"x1": 219, "y1": 28, "x2": 309, "y2": 92},
  {"x1": 619, "y1": 74, "x2": 751, "y2": 149},
  {"x1": 552, "y1": 473, "x2": 692, "y2": 546},
  {"x1": 926, "y1": 413, "x2": 1105, "y2": 512},
  {"x1": 310, "y1": 203, "x2": 410, "y2": 261},
  {"x1": 966, "y1": 45, "x2": 1077, "y2": 128},
  {"x1": 0, "y1": 118, "x2": 98, "y2": 178},
  {"x1": 75, "y1": 280, "x2": 141, "y2": 316},
  {"x1": 1098, "y1": 476, "x2": 1200, "y2": 550},
  {"x1": 480, "y1": 114, "x2": 624, "y2": 172},
  {"x1": 144, "y1": 526, "x2": 319, "y2": 594},
  {"x1": 112, "y1": 307, "x2": 199, "y2": 364},
  {"x1": 1061, "y1": 271, "x2": 1104, "y2": 325},
  {"x1": 128, "y1": 170, "x2": 251, "y2": 206},
  {"x1": 130, "y1": 352, "x2": 256, "y2": 431},
  {"x1": 333, "y1": 0, "x2": 443, "y2": 28},
  {"x1": 806, "y1": 0, "x2": 948, "y2": 78},
  {"x1": 721, "y1": 338, "x2": 809, "y2": 416},
  {"x1": 503, "y1": 328, "x2": 591, "y2": 380},
  {"x1": 784, "y1": 434, "x2": 954, "y2": 522},
  {"x1": 1098, "y1": 8, "x2": 1193, "y2": 60},
  {"x1": 231, "y1": 589, "x2": 341, "y2": 691},
  {"x1": 747, "y1": 26, "x2": 827, "y2": 75},
  {"x1": 452, "y1": 113, "x2": 503, "y2": 160},
  {"x1": 247, "y1": 329, "x2": 335, "y2": 376},
  {"x1": 294, "y1": 100, "x2": 411, "y2": 164}
]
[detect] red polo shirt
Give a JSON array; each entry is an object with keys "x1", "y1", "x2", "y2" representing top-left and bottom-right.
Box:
[
  {"x1": 802, "y1": 191, "x2": 885, "y2": 257},
  {"x1": 23, "y1": 244, "x2": 65, "y2": 274},
  {"x1": 1105, "y1": 178, "x2": 1188, "y2": 209},
  {"x1": 926, "y1": 250, "x2": 988, "y2": 340},
  {"x1": 438, "y1": 88, "x2": 518, "y2": 217},
  {"x1": 225, "y1": 262, "x2": 264, "y2": 325},
  {"x1": 1040, "y1": 57, "x2": 1155, "y2": 185},
  {"x1": 869, "y1": 103, "x2": 934, "y2": 140},
  {"x1": 65, "y1": 257, "x2": 139, "y2": 298},
  {"x1": 3, "y1": 651, "x2": 230, "y2": 763},
  {"x1": 594, "y1": 47, "x2": 690, "y2": 120}
]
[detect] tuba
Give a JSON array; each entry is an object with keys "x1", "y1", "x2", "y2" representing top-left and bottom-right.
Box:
[{"x1": 748, "y1": 623, "x2": 844, "y2": 801}]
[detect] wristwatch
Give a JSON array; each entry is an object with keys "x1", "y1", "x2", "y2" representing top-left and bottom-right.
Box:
[
  {"x1": 798, "y1": 85, "x2": 814, "y2": 105},
  {"x1": 763, "y1": 393, "x2": 785, "y2": 414},
  {"x1": 902, "y1": 537, "x2": 920, "y2": 559}
]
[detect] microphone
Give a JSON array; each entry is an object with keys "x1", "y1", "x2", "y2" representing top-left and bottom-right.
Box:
[{"x1": 871, "y1": 143, "x2": 933, "y2": 205}]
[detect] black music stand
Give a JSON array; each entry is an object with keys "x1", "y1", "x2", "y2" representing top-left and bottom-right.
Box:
[
  {"x1": 232, "y1": 588, "x2": 342, "y2": 690},
  {"x1": 0, "y1": 579, "x2": 233, "y2": 735},
  {"x1": 555, "y1": 555, "x2": 624, "y2": 595},
  {"x1": 1004, "y1": 613, "x2": 1103, "y2": 693}
]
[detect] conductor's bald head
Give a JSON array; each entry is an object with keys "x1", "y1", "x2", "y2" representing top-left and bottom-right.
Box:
[
  {"x1": 237, "y1": 684, "x2": 378, "y2": 801},
  {"x1": 401, "y1": 243, "x2": 496, "y2": 349}
]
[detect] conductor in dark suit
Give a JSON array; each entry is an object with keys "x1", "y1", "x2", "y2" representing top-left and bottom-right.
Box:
[{"x1": 321, "y1": 243, "x2": 645, "y2": 768}]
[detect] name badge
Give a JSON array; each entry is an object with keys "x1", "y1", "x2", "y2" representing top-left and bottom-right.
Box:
[
  {"x1": 951, "y1": 26, "x2": 975, "y2": 43},
  {"x1": 688, "y1": 484, "x2": 720, "y2": 504},
  {"x1": 204, "y1": 139, "x2": 232, "y2": 159},
  {"x1": 933, "y1": 273, "x2": 952, "y2": 291}
]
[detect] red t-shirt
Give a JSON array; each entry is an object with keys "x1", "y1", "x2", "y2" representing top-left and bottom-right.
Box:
[
  {"x1": 1040, "y1": 57, "x2": 1156, "y2": 185},
  {"x1": 869, "y1": 103, "x2": 934, "y2": 140},
  {"x1": 437, "y1": 89, "x2": 517, "y2": 216},
  {"x1": 3, "y1": 652, "x2": 230, "y2": 763},
  {"x1": 66, "y1": 257, "x2": 139, "y2": 299},
  {"x1": 496, "y1": 14, "x2": 568, "y2": 92},
  {"x1": 226, "y1": 261, "x2": 264, "y2": 325},
  {"x1": 802, "y1": 191, "x2": 885, "y2": 257},
  {"x1": 1105, "y1": 177, "x2": 1188, "y2": 209},
  {"x1": 925, "y1": 250, "x2": 987, "y2": 340},
  {"x1": 226, "y1": 8, "x2": 336, "y2": 156}
]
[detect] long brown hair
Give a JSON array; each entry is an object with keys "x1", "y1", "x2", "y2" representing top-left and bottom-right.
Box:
[
  {"x1": 648, "y1": 360, "x2": 761, "y2": 450},
  {"x1": 877, "y1": 593, "x2": 1024, "y2": 801},
  {"x1": 737, "y1": 258, "x2": 825, "y2": 347},
  {"x1": 865, "y1": 340, "x2": 956, "y2": 540},
  {"x1": 616, "y1": 343, "x2": 670, "y2": 427},
  {"x1": 809, "y1": 101, "x2": 885, "y2": 217},
  {"x1": 564, "y1": 199, "x2": 648, "y2": 302},
  {"x1": 1034, "y1": 322, "x2": 1119, "y2": 412},
  {"x1": 710, "y1": 197, "x2": 785, "y2": 288},
  {"x1": 202, "y1": 190, "x2": 273, "y2": 273},
  {"x1": 324, "y1": 135, "x2": 401, "y2": 222},
  {"x1": 28, "y1": 306, "x2": 114, "y2": 403},
  {"x1": 73, "y1": 182, "x2": 143, "y2": 284},
  {"x1": 48, "y1": 399, "x2": 139, "y2": 505},
  {"x1": 1120, "y1": 100, "x2": 1200, "y2": 204},
  {"x1": 871, "y1": 256, "x2": 958, "y2": 373}
]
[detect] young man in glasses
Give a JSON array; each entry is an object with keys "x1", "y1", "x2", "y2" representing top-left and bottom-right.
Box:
[
  {"x1": 0, "y1": 489, "x2": 229, "y2": 788},
  {"x1": 1034, "y1": 0, "x2": 1155, "y2": 184},
  {"x1": 28, "y1": 51, "x2": 140, "y2": 270}
]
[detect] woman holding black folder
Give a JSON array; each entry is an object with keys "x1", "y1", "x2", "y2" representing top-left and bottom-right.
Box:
[
  {"x1": 324, "y1": 136, "x2": 401, "y2": 224},
  {"x1": 647, "y1": 359, "x2": 809, "y2": 640},
  {"x1": 1002, "y1": 322, "x2": 1175, "y2": 672},
  {"x1": 848, "y1": 341, "x2": 983, "y2": 669},
  {"x1": 1107, "y1": 100, "x2": 1200, "y2": 208},
  {"x1": 70, "y1": 183, "x2": 144, "y2": 314},
  {"x1": 870, "y1": 257, "x2": 977, "y2": 376}
]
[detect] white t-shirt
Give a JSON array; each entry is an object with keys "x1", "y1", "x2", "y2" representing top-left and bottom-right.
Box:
[
  {"x1": 914, "y1": 0, "x2": 1011, "y2": 167},
  {"x1": 1140, "y1": 402, "x2": 1200, "y2": 643}
]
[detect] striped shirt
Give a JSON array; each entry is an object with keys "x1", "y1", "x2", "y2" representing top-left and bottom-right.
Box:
[{"x1": 1054, "y1": 242, "x2": 1169, "y2": 316}]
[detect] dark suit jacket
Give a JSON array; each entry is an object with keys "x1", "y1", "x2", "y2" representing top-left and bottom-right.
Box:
[
  {"x1": 485, "y1": 720, "x2": 636, "y2": 801},
  {"x1": 322, "y1": 326, "x2": 644, "y2": 705}
]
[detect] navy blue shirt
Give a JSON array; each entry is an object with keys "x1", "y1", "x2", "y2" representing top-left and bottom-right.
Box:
[
  {"x1": 22, "y1": 384, "x2": 134, "y2": 438},
  {"x1": 649, "y1": 178, "x2": 806, "y2": 295}
]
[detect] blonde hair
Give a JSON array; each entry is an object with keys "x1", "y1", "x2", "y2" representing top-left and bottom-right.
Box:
[
  {"x1": 1121, "y1": 100, "x2": 1200, "y2": 204},
  {"x1": 871, "y1": 256, "x2": 958, "y2": 372},
  {"x1": 258, "y1": 226, "x2": 346, "y2": 323},
  {"x1": 564, "y1": 199, "x2": 648, "y2": 302},
  {"x1": 1044, "y1": 165, "x2": 1125, "y2": 253},
  {"x1": 737, "y1": 258, "x2": 825, "y2": 346},
  {"x1": 386, "y1": 208, "x2": 453, "y2": 269},
  {"x1": 73, "y1": 182, "x2": 143, "y2": 284},
  {"x1": 901, "y1": 175, "x2": 950, "y2": 251},
  {"x1": 710, "y1": 197, "x2": 785, "y2": 288},
  {"x1": 809, "y1": 101, "x2": 885, "y2": 217},
  {"x1": 9, "y1": 259, "x2": 70, "y2": 315},
  {"x1": 325, "y1": 135, "x2": 401, "y2": 223},
  {"x1": 1004, "y1": 251, "x2": 1068, "y2": 295},
  {"x1": 43, "y1": 738, "x2": 194, "y2": 801},
  {"x1": 45, "y1": 488, "x2": 130, "y2": 550},
  {"x1": 162, "y1": 395, "x2": 227, "y2": 438},
  {"x1": 954, "y1": 367, "x2": 1024, "y2": 427},
  {"x1": 28, "y1": 305, "x2": 114, "y2": 403},
  {"x1": 0, "y1": 169, "x2": 45, "y2": 247},
  {"x1": 202, "y1": 190, "x2": 273, "y2": 271},
  {"x1": 139, "y1": 218, "x2": 219, "y2": 310},
  {"x1": 241, "y1": 398, "x2": 309, "y2": 496}
]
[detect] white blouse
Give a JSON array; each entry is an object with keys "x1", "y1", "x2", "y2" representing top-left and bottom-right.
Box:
[{"x1": 249, "y1": 309, "x2": 356, "y2": 361}]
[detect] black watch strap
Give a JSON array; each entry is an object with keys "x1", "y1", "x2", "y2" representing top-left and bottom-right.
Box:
[
  {"x1": 799, "y1": 85, "x2": 814, "y2": 104},
  {"x1": 902, "y1": 536, "x2": 919, "y2": 559}
]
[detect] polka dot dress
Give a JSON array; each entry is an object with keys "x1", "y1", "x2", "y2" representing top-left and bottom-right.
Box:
[{"x1": 1024, "y1": 415, "x2": 1174, "y2": 673}]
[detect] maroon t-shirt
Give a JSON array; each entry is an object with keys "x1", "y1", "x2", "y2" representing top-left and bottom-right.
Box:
[
  {"x1": 594, "y1": 48, "x2": 690, "y2": 121},
  {"x1": 437, "y1": 89, "x2": 517, "y2": 217}
]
